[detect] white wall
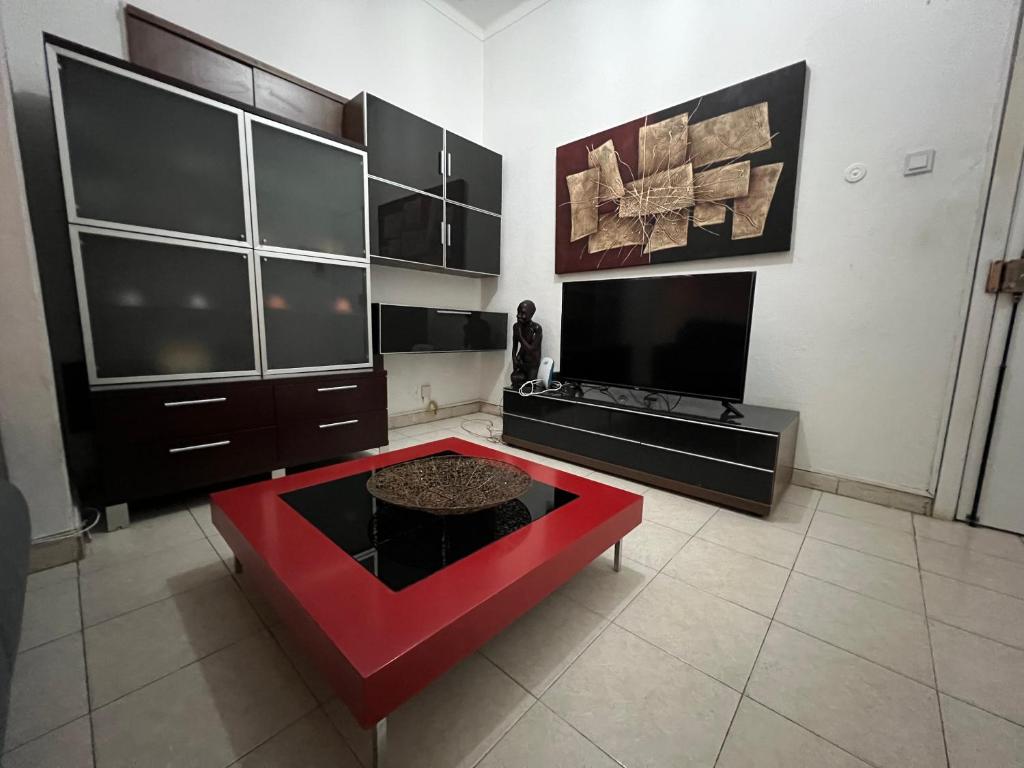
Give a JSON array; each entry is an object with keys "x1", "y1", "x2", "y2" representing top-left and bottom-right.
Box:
[
  {"x1": 481, "y1": 0, "x2": 1021, "y2": 496},
  {"x1": 0, "y1": 12, "x2": 75, "y2": 539},
  {"x1": 0, "y1": 0, "x2": 488, "y2": 434}
]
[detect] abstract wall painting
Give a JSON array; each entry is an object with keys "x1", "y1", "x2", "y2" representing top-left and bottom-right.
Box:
[{"x1": 555, "y1": 62, "x2": 807, "y2": 274}]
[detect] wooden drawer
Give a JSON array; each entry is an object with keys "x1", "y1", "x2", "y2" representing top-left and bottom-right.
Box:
[
  {"x1": 278, "y1": 410, "x2": 387, "y2": 466},
  {"x1": 100, "y1": 426, "x2": 278, "y2": 503},
  {"x1": 93, "y1": 380, "x2": 274, "y2": 442},
  {"x1": 274, "y1": 372, "x2": 386, "y2": 424}
]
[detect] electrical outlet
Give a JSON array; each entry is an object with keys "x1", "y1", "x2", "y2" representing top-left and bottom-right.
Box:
[{"x1": 420, "y1": 384, "x2": 431, "y2": 402}]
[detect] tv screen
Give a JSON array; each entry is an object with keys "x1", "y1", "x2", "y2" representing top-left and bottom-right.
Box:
[{"x1": 559, "y1": 272, "x2": 756, "y2": 403}]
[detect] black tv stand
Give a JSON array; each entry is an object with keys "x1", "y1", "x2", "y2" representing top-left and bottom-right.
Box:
[
  {"x1": 720, "y1": 401, "x2": 744, "y2": 419},
  {"x1": 502, "y1": 385, "x2": 798, "y2": 515}
]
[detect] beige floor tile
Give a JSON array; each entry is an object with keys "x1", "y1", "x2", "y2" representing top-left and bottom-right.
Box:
[
  {"x1": 327, "y1": 654, "x2": 533, "y2": 768},
  {"x1": 1, "y1": 715, "x2": 92, "y2": 768},
  {"x1": 584, "y1": 470, "x2": 649, "y2": 495},
  {"x1": 923, "y1": 572, "x2": 1024, "y2": 649},
  {"x1": 482, "y1": 593, "x2": 607, "y2": 696},
  {"x1": 641, "y1": 489, "x2": 717, "y2": 534},
  {"x1": 747, "y1": 623, "x2": 945, "y2": 768},
  {"x1": 940, "y1": 694, "x2": 1024, "y2": 768},
  {"x1": 396, "y1": 419, "x2": 464, "y2": 437},
  {"x1": 91, "y1": 631, "x2": 315, "y2": 768},
  {"x1": 25, "y1": 562, "x2": 77, "y2": 593},
  {"x1": 81, "y1": 507, "x2": 205, "y2": 575},
  {"x1": 4, "y1": 634, "x2": 89, "y2": 751},
  {"x1": 269, "y1": 624, "x2": 338, "y2": 703},
  {"x1": 775, "y1": 572, "x2": 934, "y2": 685},
  {"x1": 207, "y1": 532, "x2": 234, "y2": 564},
  {"x1": 761, "y1": 500, "x2": 815, "y2": 535},
  {"x1": 618, "y1": 520, "x2": 689, "y2": 570},
  {"x1": 80, "y1": 538, "x2": 228, "y2": 626},
  {"x1": 807, "y1": 512, "x2": 917, "y2": 566},
  {"x1": 85, "y1": 577, "x2": 262, "y2": 707},
  {"x1": 542, "y1": 624, "x2": 739, "y2": 767},
  {"x1": 914, "y1": 516, "x2": 1024, "y2": 562},
  {"x1": 616, "y1": 574, "x2": 769, "y2": 690},
  {"x1": 188, "y1": 500, "x2": 220, "y2": 538},
  {"x1": 556, "y1": 549, "x2": 656, "y2": 620},
  {"x1": 232, "y1": 709, "x2": 358, "y2": 768},
  {"x1": 18, "y1": 577, "x2": 81, "y2": 652},
  {"x1": 794, "y1": 537, "x2": 925, "y2": 613},
  {"x1": 476, "y1": 702, "x2": 618, "y2": 768},
  {"x1": 917, "y1": 537, "x2": 1024, "y2": 599},
  {"x1": 663, "y1": 537, "x2": 790, "y2": 616},
  {"x1": 717, "y1": 698, "x2": 870, "y2": 768},
  {"x1": 929, "y1": 620, "x2": 1024, "y2": 725},
  {"x1": 817, "y1": 494, "x2": 913, "y2": 532},
  {"x1": 780, "y1": 484, "x2": 821, "y2": 509},
  {"x1": 698, "y1": 510, "x2": 804, "y2": 568}
]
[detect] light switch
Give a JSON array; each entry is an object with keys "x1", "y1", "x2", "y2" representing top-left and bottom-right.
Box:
[{"x1": 904, "y1": 149, "x2": 935, "y2": 176}]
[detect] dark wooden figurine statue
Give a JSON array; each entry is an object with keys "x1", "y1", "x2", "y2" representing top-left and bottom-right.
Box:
[{"x1": 511, "y1": 299, "x2": 543, "y2": 389}]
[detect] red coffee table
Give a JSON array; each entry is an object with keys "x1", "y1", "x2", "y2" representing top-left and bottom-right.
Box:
[{"x1": 211, "y1": 437, "x2": 642, "y2": 767}]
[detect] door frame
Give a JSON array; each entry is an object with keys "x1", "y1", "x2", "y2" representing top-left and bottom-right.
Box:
[{"x1": 935, "y1": 10, "x2": 1024, "y2": 521}]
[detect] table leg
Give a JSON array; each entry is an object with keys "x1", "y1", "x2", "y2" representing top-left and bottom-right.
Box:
[
  {"x1": 613, "y1": 540, "x2": 622, "y2": 572},
  {"x1": 233, "y1": 556, "x2": 243, "y2": 575},
  {"x1": 372, "y1": 718, "x2": 387, "y2": 768}
]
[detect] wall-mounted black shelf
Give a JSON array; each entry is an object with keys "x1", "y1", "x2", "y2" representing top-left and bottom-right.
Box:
[{"x1": 372, "y1": 303, "x2": 507, "y2": 354}]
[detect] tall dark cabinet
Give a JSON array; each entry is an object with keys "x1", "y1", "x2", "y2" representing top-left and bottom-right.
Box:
[
  {"x1": 47, "y1": 39, "x2": 387, "y2": 527},
  {"x1": 346, "y1": 92, "x2": 503, "y2": 276}
]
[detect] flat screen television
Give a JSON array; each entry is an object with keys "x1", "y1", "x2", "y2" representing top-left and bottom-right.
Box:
[{"x1": 559, "y1": 272, "x2": 756, "y2": 403}]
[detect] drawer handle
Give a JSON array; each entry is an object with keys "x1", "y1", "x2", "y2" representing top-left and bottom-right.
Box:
[
  {"x1": 164, "y1": 397, "x2": 227, "y2": 407},
  {"x1": 319, "y1": 419, "x2": 358, "y2": 429},
  {"x1": 317, "y1": 385, "x2": 358, "y2": 392},
  {"x1": 169, "y1": 439, "x2": 231, "y2": 454},
  {"x1": 435, "y1": 309, "x2": 472, "y2": 315}
]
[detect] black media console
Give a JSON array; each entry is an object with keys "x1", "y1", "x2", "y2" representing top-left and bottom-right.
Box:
[{"x1": 502, "y1": 386, "x2": 798, "y2": 515}]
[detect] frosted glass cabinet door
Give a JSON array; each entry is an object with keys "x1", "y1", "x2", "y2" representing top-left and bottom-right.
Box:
[
  {"x1": 249, "y1": 119, "x2": 367, "y2": 259},
  {"x1": 258, "y1": 255, "x2": 370, "y2": 372},
  {"x1": 73, "y1": 229, "x2": 258, "y2": 384},
  {"x1": 54, "y1": 50, "x2": 248, "y2": 242}
]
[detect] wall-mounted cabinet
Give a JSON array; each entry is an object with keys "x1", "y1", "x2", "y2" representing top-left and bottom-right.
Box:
[
  {"x1": 246, "y1": 115, "x2": 367, "y2": 260},
  {"x1": 445, "y1": 203, "x2": 501, "y2": 275},
  {"x1": 373, "y1": 304, "x2": 508, "y2": 354},
  {"x1": 368, "y1": 178, "x2": 444, "y2": 269},
  {"x1": 256, "y1": 253, "x2": 371, "y2": 375},
  {"x1": 50, "y1": 46, "x2": 251, "y2": 246},
  {"x1": 348, "y1": 92, "x2": 502, "y2": 276}
]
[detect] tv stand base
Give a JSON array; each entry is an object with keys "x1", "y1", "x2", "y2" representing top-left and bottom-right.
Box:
[
  {"x1": 720, "y1": 401, "x2": 744, "y2": 419},
  {"x1": 502, "y1": 388, "x2": 798, "y2": 515}
]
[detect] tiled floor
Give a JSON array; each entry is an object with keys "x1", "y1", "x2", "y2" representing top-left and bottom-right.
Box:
[{"x1": 5, "y1": 415, "x2": 1024, "y2": 767}]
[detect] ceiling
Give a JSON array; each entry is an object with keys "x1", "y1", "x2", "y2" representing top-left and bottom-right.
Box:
[{"x1": 422, "y1": 0, "x2": 550, "y2": 39}]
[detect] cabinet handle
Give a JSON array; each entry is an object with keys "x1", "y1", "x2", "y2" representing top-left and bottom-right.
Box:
[
  {"x1": 319, "y1": 419, "x2": 358, "y2": 429},
  {"x1": 441, "y1": 220, "x2": 446, "y2": 246},
  {"x1": 169, "y1": 439, "x2": 230, "y2": 454},
  {"x1": 163, "y1": 397, "x2": 226, "y2": 408},
  {"x1": 447, "y1": 223, "x2": 452, "y2": 247},
  {"x1": 447, "y1": 152, "x2": 452, "y2": 177},
  {"x1": 436, "y1": 309, "x2": 472, "y2": 315},
  {"x1": 439, "y1": 150, "x2": 445, "y2": 176},
  {"x1": 317, "y1": 385, "x2": 358, "y2": 392}
]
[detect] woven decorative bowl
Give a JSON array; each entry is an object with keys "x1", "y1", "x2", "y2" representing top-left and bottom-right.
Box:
[{"x1": 366, "y1": 455, "x2": 532, "y2": 515}]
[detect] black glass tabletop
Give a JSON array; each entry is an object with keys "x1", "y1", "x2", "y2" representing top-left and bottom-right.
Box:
[{"x1": 280, "y1": 451, "x2": 578, "y2": 591}]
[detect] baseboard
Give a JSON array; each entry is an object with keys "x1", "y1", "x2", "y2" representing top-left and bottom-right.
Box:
[
  {"x1": 29, "y1": 535, "x2": 82, "y2": 572},
  {"x1": 388, "y1": 400, "x2": 487, "y2": 430},
  {"x1": 792, "y1": 468, "x2": 933, "y2": 515}
]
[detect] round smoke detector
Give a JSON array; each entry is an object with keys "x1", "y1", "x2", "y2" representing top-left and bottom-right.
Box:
[{"x1": 844, "y1": 163, "x2": 867, "y2": 184}]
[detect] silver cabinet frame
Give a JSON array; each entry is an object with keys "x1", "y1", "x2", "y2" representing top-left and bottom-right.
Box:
[
  {"x1": 255, "y1": 250, "x2": 373, "y2": 376},
  {"x1": 69, "y1": 224, "x2": 262, "y2": 386},
  {"x1": 47, "y1": 44, "x2": 253, "y2": 249},
  {"x1": 245, "y1": 114, "x2": 370, "y2": 264}
]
